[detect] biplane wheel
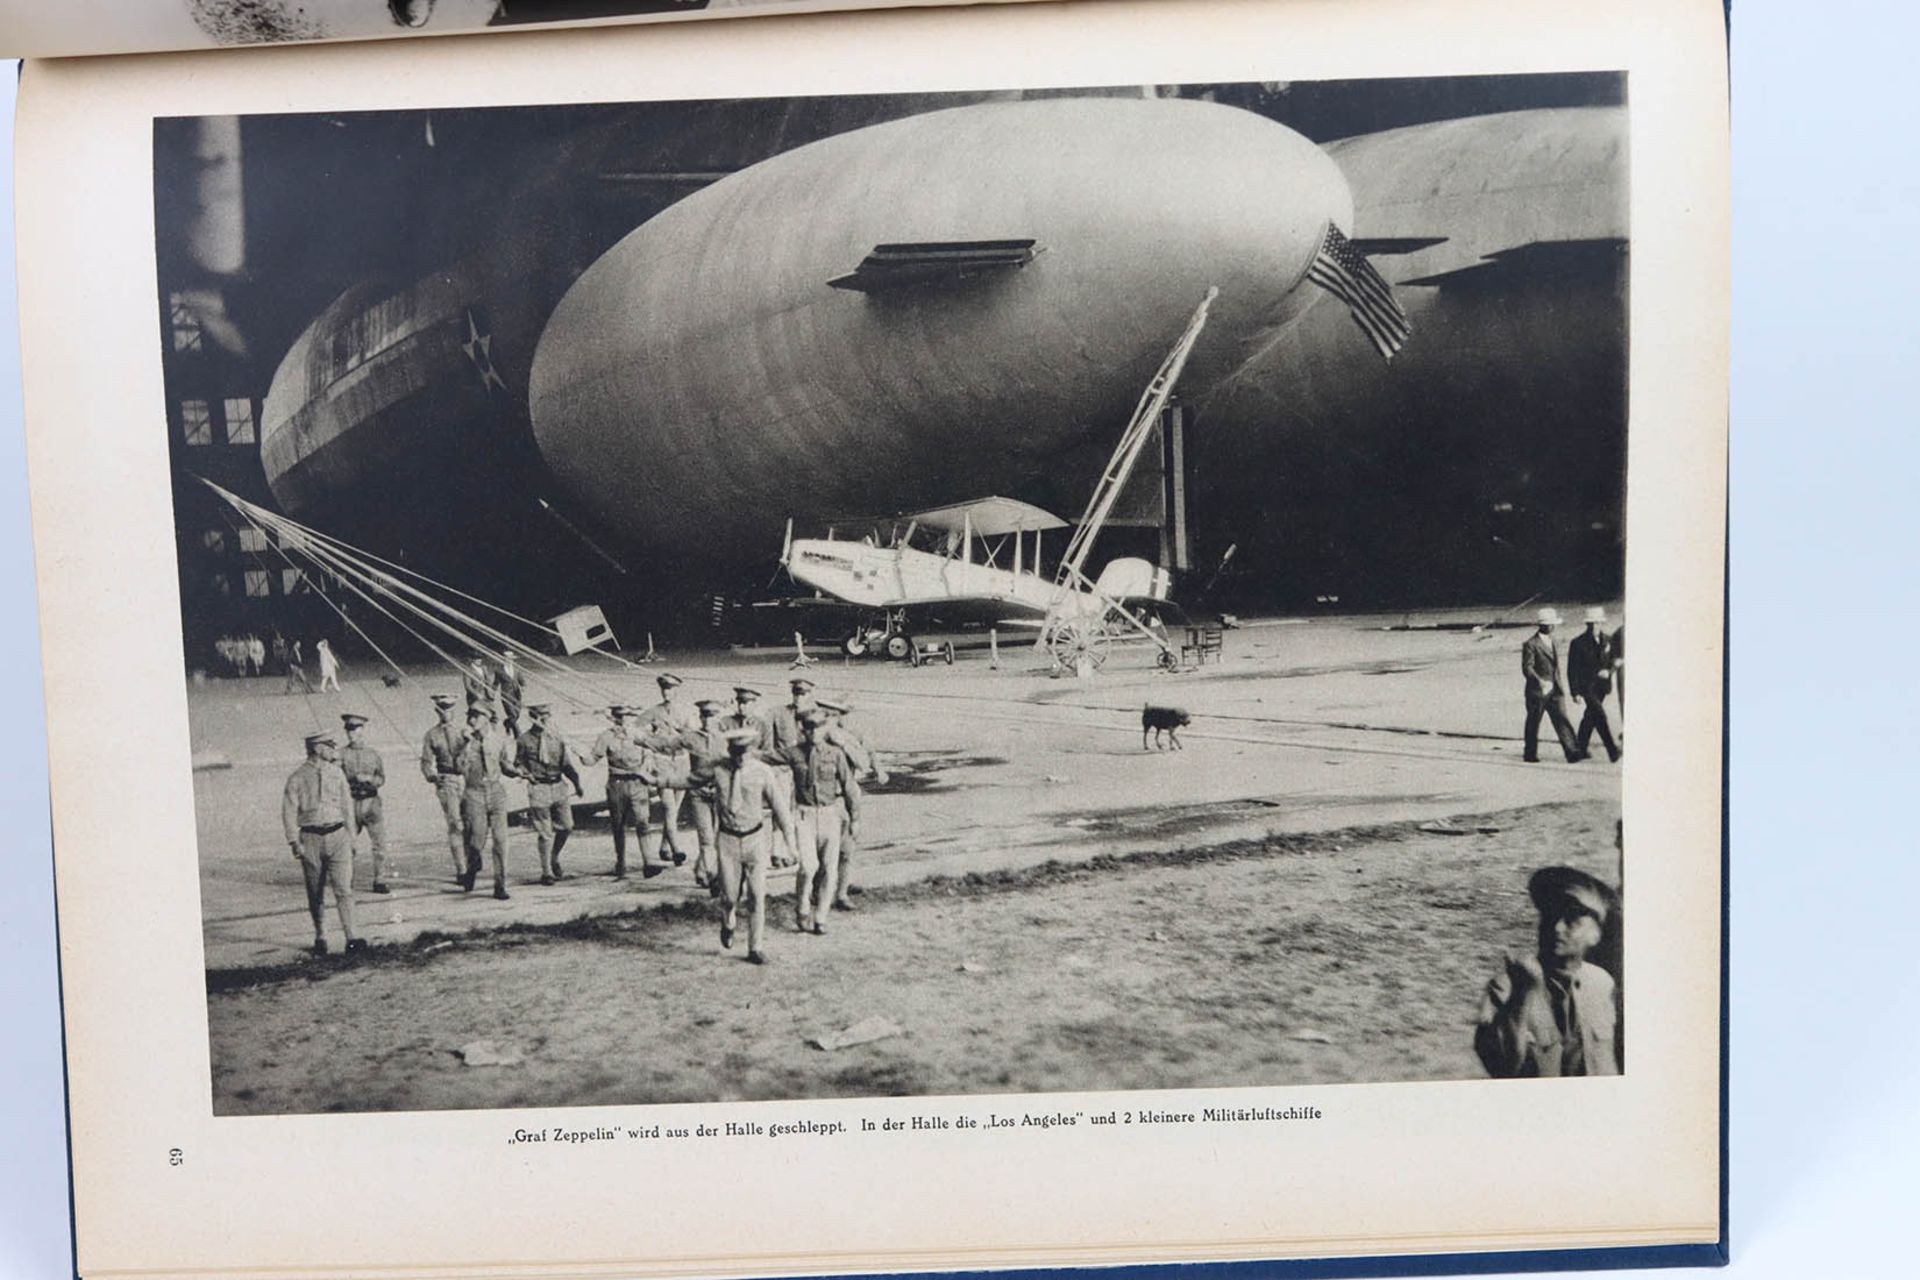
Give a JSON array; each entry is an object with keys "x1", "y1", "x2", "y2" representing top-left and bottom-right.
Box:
[
  {"x1": 1047, "y1": 617, "x2": 1112, "y2": 671},
  {"x1": 942, "y1": 642, "x2": 956, "y2": 665},
  {"x1": 885, "y1": 634, "x2": 913, "y2": 661},
  {"x1": 842, "y1": 633, "x2": 868, "y2": 657}
]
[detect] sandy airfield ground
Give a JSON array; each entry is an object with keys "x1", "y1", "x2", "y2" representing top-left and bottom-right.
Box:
[{"x1": 192, "y1": 611, "x2": 1625, "y2": 1113}]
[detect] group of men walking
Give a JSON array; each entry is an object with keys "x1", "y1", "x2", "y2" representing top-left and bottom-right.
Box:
[
  {"x1": 1519, "y1": 606, "x2": 1625, "y2": 765},
  {"x1": 281, "y1": 667, "x2": 885, "y2": 964}
]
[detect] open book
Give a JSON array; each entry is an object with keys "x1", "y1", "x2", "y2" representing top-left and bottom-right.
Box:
[{"x1": 8, "y1": 0, "x2": 1729, "y2": 1276}]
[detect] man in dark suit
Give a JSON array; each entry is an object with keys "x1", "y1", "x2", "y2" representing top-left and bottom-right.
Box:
[
  {"x1": 1522, "y1": 607, "x2": 1585, "y2": 763},
  {"x1": 1567, "y1": 606, "x2": 1622, "y2": 762}
]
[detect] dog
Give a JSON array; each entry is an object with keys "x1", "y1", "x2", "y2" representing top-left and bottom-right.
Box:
[
  {"x1": 380, "y1": 671, "x2": 404, "y2": 688},
  {"x1": 1142, "y1": 704, "x2": 1190, "y2": 751}
]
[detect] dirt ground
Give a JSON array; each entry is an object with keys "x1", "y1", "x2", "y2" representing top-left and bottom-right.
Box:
[{"x1": 208, "y1": 798, "x2": 1620, "y2": 1115}]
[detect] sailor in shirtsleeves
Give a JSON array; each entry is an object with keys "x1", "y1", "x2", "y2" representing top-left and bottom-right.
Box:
[
  {"x1": 514, "y1": 703, "x2": 584, "y2": 885},
  {"x1": 634, "y1": 673, "x2": 696, "y2": 867},
  {"x1": 419, "y1": 693, "x2": 468, "y2": 881},
  {"x1": 281, "y1": 731, "x2": 365, "y2": 957},
  {"x1": 781, "y1": 710, "x2": 861, "y2": 935},
  {"x1": 339, "y1": 713, "x2": 390, "y2": 895},
  {"x1": 712, "y1": 725, "x2": 796, "y2": 965},
  {"x1": 455, "y1": 704, "x2": 522, "y2": 900},
  {"x1": 581, "y1": 705, "x2": 676, "y2": 880}
]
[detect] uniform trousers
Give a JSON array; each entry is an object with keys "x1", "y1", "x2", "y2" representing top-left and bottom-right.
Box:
[
  {"x1": 687, "y1": 790, "x2": 718, "y2": 877},
  {"x1": 606, "y1": 777, "x2": 657, "y2": 873},
  {"x1": 526, "y1": 779, "x2": 574, "y2": 875},
  {"x1": 717, "y1": 824, "x2": 771, "y2": 953},
  {"x1": 1523, "y1": 687, "x2": 1582, "y2": 762},
  {"x1": 351, "y1": 793, "x2": 386, "y2": 883},
  {"x1": 296, "y1": 826, "x2": 358, "y2": 941},
  {"x1": 794, "y1": 803, "x2": 843, "y2": 928},
  {"x1": 433, "y1": 776, "x2": 466, "y2": 876},
  {"x1": 460, "y1": 781, "x2": 512, "y2": 891}
]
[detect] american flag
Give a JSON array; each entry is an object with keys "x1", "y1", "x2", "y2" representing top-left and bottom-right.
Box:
[{"x1": 1306, "y1": 222, "x2": 1412, "y2": 362}]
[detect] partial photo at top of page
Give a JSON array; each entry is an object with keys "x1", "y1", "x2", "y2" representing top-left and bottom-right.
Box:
[{"x1": 0, "y1": 0, "x2": 1013, "y2": 58}]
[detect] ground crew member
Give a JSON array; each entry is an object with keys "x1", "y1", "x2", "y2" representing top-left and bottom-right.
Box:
[
  {"x1": 635, "y1": 673, "x2": 695, "y2": 867},
  {"x1": 1567, "y1": 606, "x2": 1623, "y2": 763},
  {"x1": 676, "y1": 697, "x2": 730, "y2": 892},
  {"x1": 463, "y1": 655, "x2": 498, "y2": 720},
  {"x1": 815, "y1": 698, "x2": 887, "y2": 910},
  {"x1": 515, "y1": 702, "x2": 583, "y2": 884},
  {"x1": 284, "y1": 640, "x2": 313, "y2": 694},
  {"x1": 1475, "y1": 866, "x2": 1621, "y2": 1077},
  {"x1": 720, "y1": 685, "x2": 774, "y2": 752},
  {"x1": 316, "y1": 638, "x2": 342, "y2": 692},
  {"x1": 581, "y1": 705, "x2": 675, "y2": 879},
  {"x1": 339, "y1": 713, "x2": 390, "y2": 894},
  {"x1": 419, "y1": 693, "x2": 467, "y2": 881},
  {"x1": 495, "y1": 648, "x2": 526, "y2": 734},
  {"x1": 782, "y1": 710, "x2": 860, "y2": 935},
  {"x1": 280, "y1": 731, "x2": 366, "y2": 957},
  {"x1": 456, "y1": 704, "x2": 521, "y2": 899},
  {"x1": 713, "y1": 724, "x2": 796, "y2": 965},
  {"x1": 1521, "y1": 608, "x2": 1584, "y2": 763}
]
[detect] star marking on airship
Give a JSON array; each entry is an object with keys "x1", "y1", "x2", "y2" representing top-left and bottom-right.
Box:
[{"x1": 461, "y1": 308, "x2": 507, "y2": 394}]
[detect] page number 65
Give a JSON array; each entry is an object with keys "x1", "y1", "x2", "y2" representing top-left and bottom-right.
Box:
[{"x1": 168, "y1": 1149, "x2": 183, "y2": 1167}]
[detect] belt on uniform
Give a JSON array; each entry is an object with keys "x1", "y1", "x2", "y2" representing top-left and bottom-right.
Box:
[
  {"x1": 437, "y1": 771, "x2": 462, "y2": 780},
  {"x1": 349, "y1": 786, "x2": 378, "y2": 799},
  {"x1": 719, "y1": 822, "x2": 764, "y2": 838},
  {"x1": 300, "y1": 822, "x2": 344, "y2": 835},
  {"x1": 531, "y1": 774, "x2": 564, "y2": 785},
  {"x1": 610, "y1": 772, "x2": 646, "y2": 782}
]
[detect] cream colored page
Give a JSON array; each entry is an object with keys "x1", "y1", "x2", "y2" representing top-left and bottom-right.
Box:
[
  {"x1": 0, "y1": 0, "x2": 1027, "y2": 58},
  {"x1": 16, "y1": 0, "x2": 1726, "y2": 1276}
]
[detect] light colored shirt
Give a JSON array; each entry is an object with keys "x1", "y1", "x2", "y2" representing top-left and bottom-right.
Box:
[
  {"x1": 1475, "y1": 959, "x2": 1620, "y2": 1077},
  {"x1": 713, "y1": 756, "x2": 790, "y2": 835},
  {"x1": 339, "y1": 743, "x2": 385, "y2": 797},
  {"x1": 514, "y1": 726, "x2": 575, "y2": 784},
  {"x1": 781, "y1": 740, "x2": 859, "y2": 815},
  {"x1": 281, "y1": 759, "x2": 356, "y2": 842},
  {"x1": 455, "y1": 726, "x2": 519, "y2": 789}
]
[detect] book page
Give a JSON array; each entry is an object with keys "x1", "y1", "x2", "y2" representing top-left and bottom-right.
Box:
[
  {"x1": 0, "y1": 0, "x2": 1033, "y2": 58},
  {"x1": 14, "y1": 0, "x2": 1727, "y2": 1275}
]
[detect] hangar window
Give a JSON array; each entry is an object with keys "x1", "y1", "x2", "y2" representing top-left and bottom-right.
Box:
[
  {"x1": 282, "y1": 568, "x2": 304, "y2": 595},
  {"x1": 237, "y1": 527, "x2": 268, "y2": 553},
  {"x1": 201, "y1": 530, "x2": 226, "y2": 554},
  {"x1": 224, "y1": 397, "x2": 256, "y2": 444},
  {"x1": 243, "y1": 570, "x2": 271, "y2": 598},
  {"x1": 169, "y1": 293, "x2": 202, "y2": 353},
  {"x1": 210, "y1": 573, "x2": 230, "y2": 597},
  {"x1": 181, "y1": 399, "x2": 214, "y2": 446}
]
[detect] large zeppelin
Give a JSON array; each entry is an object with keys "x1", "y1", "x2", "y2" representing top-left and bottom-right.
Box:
[{"x1": 527, "y1": 97, "x2": 1352, "y2": 558}]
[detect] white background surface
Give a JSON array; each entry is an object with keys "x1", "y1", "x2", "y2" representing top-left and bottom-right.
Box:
[{"x1": 0, "y1": 0, "x2": 1912, "y2": 1275}]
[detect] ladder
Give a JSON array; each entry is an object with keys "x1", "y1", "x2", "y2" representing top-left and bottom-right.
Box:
[{"x1": 1053, "y1": 287, "x2": 1218, "y2": 591}]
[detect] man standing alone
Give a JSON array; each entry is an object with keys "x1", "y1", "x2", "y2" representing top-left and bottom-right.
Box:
[
  {"x1": 1521, "y1": 608, "x2": 1585, "y2": 764},
  {"x1": 280, "y1": 731, "x2": 366, "y2": 957}
]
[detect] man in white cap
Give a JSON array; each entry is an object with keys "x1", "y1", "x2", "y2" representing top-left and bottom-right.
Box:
[
  {"x1": 1567, "y1": 606, "x2": 1622, "y2": 763},
  {"x1": 280, "y1": 731, "x2": 366, "y2": 957},
  {"x1": 1520, "y1": 608, "x2": 1584, "y2": 764},
  {"x1": 712, "y1": 724, "x2": 796, "y2": 965},
  {"x1": 1475, "y1": 866, "x2": 1621, "y2": 1076},
  {"x1": 418, "y1": 693, "x2": 468, "y2": 882}
]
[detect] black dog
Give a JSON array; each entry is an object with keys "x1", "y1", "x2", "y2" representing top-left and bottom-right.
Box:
[{"x1": 1142, "y1": 704, "x2": 1191, "y2": 750}]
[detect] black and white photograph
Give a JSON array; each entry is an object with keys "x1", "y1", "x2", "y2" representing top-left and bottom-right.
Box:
[{"x1": 156, "y1": 74, "x2": 1630, "y2": 1117}]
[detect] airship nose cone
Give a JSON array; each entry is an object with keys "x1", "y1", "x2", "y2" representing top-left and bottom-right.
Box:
[{"x1": 531, "y1": 96, "x2": 1351, "y2": 557}]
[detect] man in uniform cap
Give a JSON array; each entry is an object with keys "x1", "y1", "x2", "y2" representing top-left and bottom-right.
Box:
[
  {"x1": 762, "y1": 677, "x2": 819, "y2": 867},
  {"x1": 1474, "y1": 866, "x2": 1621, "y2": 1077},
  {"x1": 780, "y1": 709, "x2": 861, "y2": 934},
  {"x1": 514, "y1": 703, "x2": 584, "y2": 884},
  {"x1": 419, "y1": 693, "x2": 468, "y2": 882},
  {"x1": 1567, "y1": 606, "x2": 1623, "y2": 763},
  {"x1": 339, "y1": 713, "x2": 390, "y2": 894},
  {"x1": 712, "y1": 724, "x2": 796, "y2": 964},
  {"x1": 814, "y1": 698, "x2": 886, "y2": 910},
  {"x1": 635, "y1": 673, "x2": 696, "y2": 867},
  {"x1": 1520, "y1": 607, "x2": 1585, "y2": 764},
  {"x1": 280, "y1": 731, "x2": 366, "y2": 956},
  {"x1": 455, "y1": 704, "x2": 522, "y2": 899},
  {"x1": 675, "y1": 698, "x2": 731, "y2": 891},
  {"x1": 721, "y1": 686, "x2": 774, "y2": 753},
  {"x1": 580, "y1": 705, "x2": 677, "y2": 879}
]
